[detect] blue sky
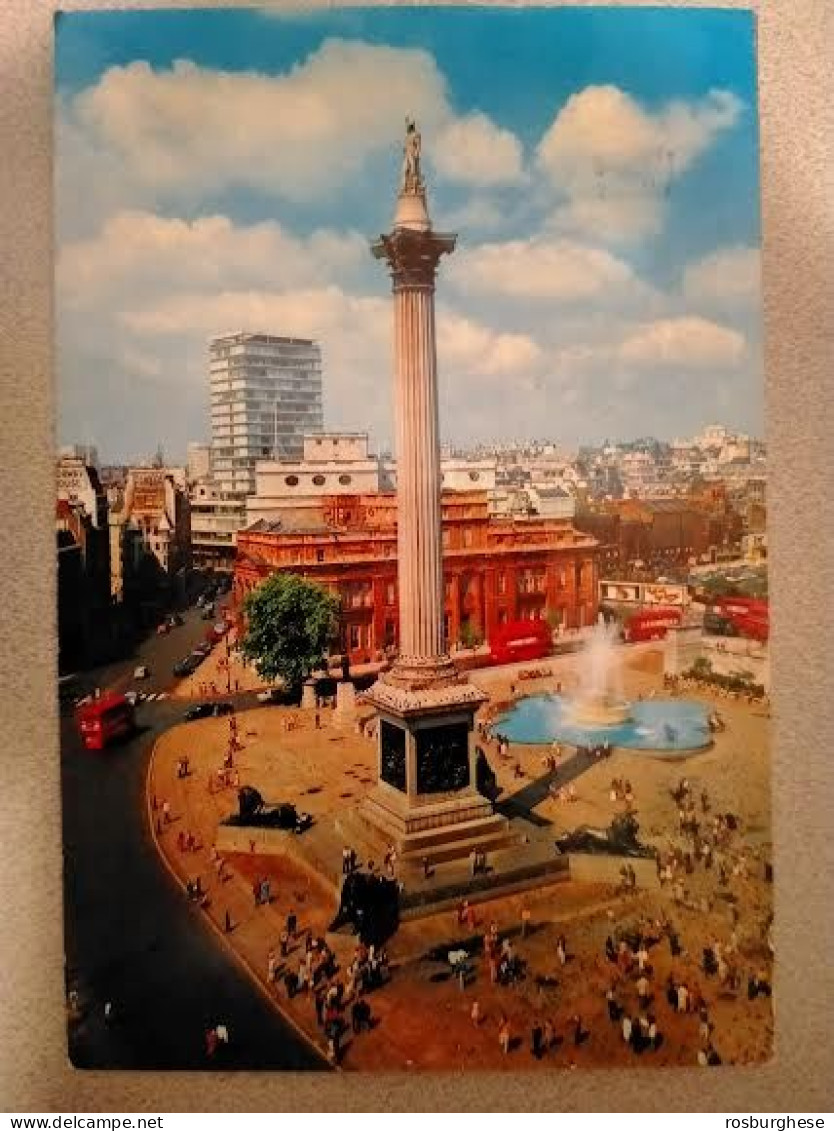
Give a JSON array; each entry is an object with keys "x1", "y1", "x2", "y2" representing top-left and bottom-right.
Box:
[{"x1": 55, "y1": 6, "x2": 763, "y2": 461}]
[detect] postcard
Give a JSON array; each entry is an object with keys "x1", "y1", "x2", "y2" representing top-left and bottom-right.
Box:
[{"x1": 55, "y1": 5, "x2": 770, "y2": 1071}]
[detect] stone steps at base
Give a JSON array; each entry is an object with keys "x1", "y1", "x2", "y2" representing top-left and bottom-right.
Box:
[
  {"x1": 400, "y1": 827, "x2": 520, "y2": 867},
  {"x1": 352, "y1": 799, "x2": 517, "y2": 864},
  {"x1": 393, "y1": 812, "x2": 510, "y2": 852},
  {"x1": 399, "y1": 853, "x2": 570, "y2": 915}
]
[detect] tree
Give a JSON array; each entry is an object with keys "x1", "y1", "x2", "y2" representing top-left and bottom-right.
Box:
[
  {"x1": 241, "y1": 573, "x2": 340, "y2": 695},
  {"x1": 459, "y1": 618, "x2": 482, "y2": 649}
]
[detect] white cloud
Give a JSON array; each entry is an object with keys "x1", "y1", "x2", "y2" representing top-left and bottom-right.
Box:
[
  {"x1": 68, "y1": 43, "x2": 447, "y2": 203},
  {"x1": 58, "y1": 39, "x2": 526, "y2": 234},
  {"x1": 447, "y1": 237, "x2": 643, "y2": 302},
  {"x1": 547, "y1": 193, "x2": 664, "y2": 244},
  {"x1": 437, "y1": 310, "x2": 543, "y2": 377},
  {"x1": 57, "y1": 211, "x2": 368, "y2": 309},
  {"x1": 442, "y1": 196, "x2": 508, "y2": 234},
  {"x1": 618, "y1": 316, "x2": 747, "y2": 368},
  {"x1": 682, "y1": 245, "x2": 761, "y2": 306},
  {"x1": 433, "y1": 112, "x2": 525, "y2": 187},
  {"x1": 550, "y1": 315, "x2": 747, "y2": 378},
  {"x1": 536, "y1": 86, "x2": 744, "y2": 242}
]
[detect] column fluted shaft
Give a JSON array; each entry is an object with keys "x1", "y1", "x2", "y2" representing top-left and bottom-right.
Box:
[{"x1": 393, "y1": 283, "x2": 445, "y2": 659}]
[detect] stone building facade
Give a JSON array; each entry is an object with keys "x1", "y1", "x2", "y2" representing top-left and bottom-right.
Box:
[{"x1": 234, "y1": 490, "x2": 599, "y2": 663}]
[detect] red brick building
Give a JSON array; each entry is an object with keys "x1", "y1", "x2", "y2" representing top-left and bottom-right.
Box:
[
  {"x1": 234, "y1": 491, "x2": 600, "y2": 663},
  {"x1": 574, "y1": 487, "x2": 744, "y2": 576}
]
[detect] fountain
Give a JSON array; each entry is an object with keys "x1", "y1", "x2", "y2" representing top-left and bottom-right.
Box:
[
  {"x1": 565, "y1": 614, "x2": 631, "y2": 728},
  {"x1": 493, "y1": 614, "x2": 712, "y2": 756}
]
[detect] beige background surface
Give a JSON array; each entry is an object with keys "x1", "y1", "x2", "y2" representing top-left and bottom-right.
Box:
[{"x1": 1, "y1": 0, "x2": 832, "y2": 1113}]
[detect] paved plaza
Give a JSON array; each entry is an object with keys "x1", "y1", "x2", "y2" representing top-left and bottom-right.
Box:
[{"x1": 149, "y1": 642, "x2": 773, "y2": 1069}]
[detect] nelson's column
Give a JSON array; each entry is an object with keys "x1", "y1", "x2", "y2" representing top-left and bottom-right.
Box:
[{"x1": 361, "y1": 120, "x2": 511, "y2": 861}]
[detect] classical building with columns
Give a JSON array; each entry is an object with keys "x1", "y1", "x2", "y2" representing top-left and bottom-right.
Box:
[{"x1": 234, "y1": 489, "x2": 599, "y2": 663}]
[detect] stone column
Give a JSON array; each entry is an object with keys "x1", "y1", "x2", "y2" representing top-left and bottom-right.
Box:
[
  {"x1": 393, "y1": 281, "x2": 445, "y2": 659},
  {"x1": 372, "y1": 214, "x2": 456, "y2": 671}
]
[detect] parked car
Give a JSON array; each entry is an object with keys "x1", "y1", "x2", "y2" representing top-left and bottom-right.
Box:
[
  {"x1": 173, "y1": 658, "x2": 198, "y2": 678},
  {"x1": 184, "y1": 701, "x2": 234, "y2": 721},
  {"x1": 133, "y1": 665, "x2": 150, "y2": 680},
  {"x1": 213, "y1": 621, "x2": 229, "y2": 636},
  {"x1": 184, "y1": 703, "x2": 214, "y2": 721},
  {"x1": 192, "y1": 643, "x2": 211, "y2": 658},
  {"x1": 201, "y1": 606, "x2": 215, "y2": 621},
  {"x1": 256, "y1": 687, "x2": 284, "y2": 704},
  {"x1": 156, "y1": 622, "x2": 170, "y2": 636}
]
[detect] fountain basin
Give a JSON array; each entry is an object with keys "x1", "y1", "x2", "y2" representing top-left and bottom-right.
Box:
[
  {"x1": 566, "y1": 694, "x2": 632, "y2": 728},
  {"x1": 494, "y1": 694, "x2": 712, "y2": 755}
]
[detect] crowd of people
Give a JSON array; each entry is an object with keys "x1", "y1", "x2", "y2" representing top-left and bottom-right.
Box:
[
  {"x1": 264, "y1": 919, "x2": 389, "y2": 1064},
  {"x1": 600, "y1": 918, "x2": 728, "y2": 1064}
]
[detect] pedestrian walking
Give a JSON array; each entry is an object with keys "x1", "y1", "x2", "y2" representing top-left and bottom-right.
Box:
[
  {"x1": 314, "y1": 986, "x2": 326, "y2": 1027},
  {"x1": 556, "y1": 935, "x2": 567, "y2": 966}
]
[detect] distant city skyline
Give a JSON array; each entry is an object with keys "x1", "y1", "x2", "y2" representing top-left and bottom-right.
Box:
[
  {"x1": 68, "y1": 419, "x2": 765, "y2": 471},
  {"x1": 56, "y1": 7, "x2": 763, "y2": 462}
]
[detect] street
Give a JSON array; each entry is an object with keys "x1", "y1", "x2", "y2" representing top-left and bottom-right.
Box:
[
  {"x1": 61, "y1": 608, "x2": 324, "y2": 1069},
  {"x1": 76, "y1": 602, "x2": 222, "y2": 700}
]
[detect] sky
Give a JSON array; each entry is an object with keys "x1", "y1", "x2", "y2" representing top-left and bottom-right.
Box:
[{"x1": 55, "y1": 5, "x2": 763, "y2": 463}]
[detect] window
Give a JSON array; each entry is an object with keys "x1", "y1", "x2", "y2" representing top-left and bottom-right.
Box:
[
  {"x1": 284, "y1": 475, "x2": 299, "y2": 487},
  {"x1": 339, "y1": 474, "x2": 352, "y2": 485},
  {"x1": 463, "y1": 527, "x2": 473, "y2": 548},
  {"x1": 349, "y1": 624, "x2": 361, "y2": 650},
  {"x1": 385, "y1": 582, "x2": 396, "y2": 606},
  {"x1": 497, "y1": 572, "x2": 506, "y2": 595},
  {"x1": 312, "y1": 474, "x2": 326, "y2": 486},
  {"x1": 316, "y1": 549, "x2": 325, "y2": 563}
]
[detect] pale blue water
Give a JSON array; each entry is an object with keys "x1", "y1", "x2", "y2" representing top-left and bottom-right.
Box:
[{"x1": 495, "y1": 694, "x2": 711, "y2": 752}]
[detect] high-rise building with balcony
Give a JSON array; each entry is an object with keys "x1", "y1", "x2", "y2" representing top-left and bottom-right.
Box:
[{"x1": 209, "y1": 332, "x2": 323, "y2": 498}]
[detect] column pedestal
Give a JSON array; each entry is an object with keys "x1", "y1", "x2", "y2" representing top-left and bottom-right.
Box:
[{"x1": 360, "y1": 663, "x2": 512, "y2": 863}]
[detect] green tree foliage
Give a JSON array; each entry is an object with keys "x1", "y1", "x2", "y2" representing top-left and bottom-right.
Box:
[
  {"x1": 459, "y1": 618, "x2": 483, "y2": 649},
  {"x1": 241, "y1": 573, "x2": 340, "y2": 693}
]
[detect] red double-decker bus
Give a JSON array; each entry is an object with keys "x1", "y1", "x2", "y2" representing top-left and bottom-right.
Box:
[
  {"x1": 622, "y1": 606, "x2": 683, "y2": 643},
  {"x1": 711, "y1": 596, "x2": 769, "y2": 642},
  {"x1": 76, "y1": 692, "x2": 136, "y2": 751},
  {"x1": 489, "y1": 619, "x2": 551, "y2": 665}
]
